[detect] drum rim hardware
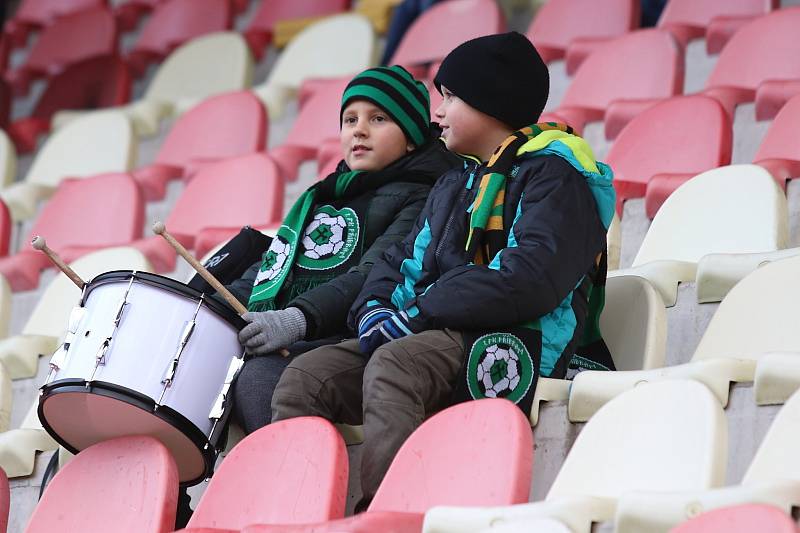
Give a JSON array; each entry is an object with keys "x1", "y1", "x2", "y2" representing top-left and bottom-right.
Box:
[
  {"x1": 158, "y1": 295, "x2": 204, "y2": 405},
  {"x1": 89, "y1": 273, "x2": 135, "y2": 383}
]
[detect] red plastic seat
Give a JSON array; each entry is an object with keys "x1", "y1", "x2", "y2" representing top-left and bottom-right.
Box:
[
  {"x1": 26, "y1": 436, "x2": 178, "y2": 533},
  {"x1": 270, "y1": 77, "x2": 349, "y2": 182},
  {"x1": 243, "y1": 398, "x2": 533, "y2": 533},
  {"x1": 125, "y1": 0, "x2": 233, "y2": 78},
  {"x1": 526, "y1": 0, "x2": 639, "y2": 75},
  {"x1": 702, "y1": 8, "x2": 800, "y2": 121},
  {"x1": 132, "y1": 90, "x2": 267, "y2": 200},
  {"x1": 657, "y1": 0, "x2": 776, "y2": 53},
  {"x1": 607, "y1": 95, "x2": 732, "y2": 218},
  {"x1": 753, "y1": 93, "x2": 800, "y2": 189},
  {"x1": 7, "y1": 54, "x2": 131, "y2": 154},
  {"x1": 3, "y1": 0, "x2": 106, "y2": 48},
  {"x1": 0, "y1": 35, "x2": 9, "y2": 75},
  {"x1": 0, "y1": 200, "x2": 10, "y2": 258},
  {"x1": 177, "y1": 417, "x2": 348, "y2": 532},
  {"x1": 4, "y1": 6, "x2": 118, "y2": 97},
  {"x1": 0, "y1": 78, "x2": 8, "y2": 131},
  {"x1": 134, "y1": 153, "x2": 283, "y2": 272},
  {"x1": 670, "y1": 504, "x2": 798, "y2": 533},
  {"x1": 389, "y1": 0, "x2": 505, "y2": 77},
  {"x1": 244, "y1": 0, "x2": 351, "y2": 60},
  {"x1": 542, "y1": 29, "x2": 683, "y2": 139},
  {"x1": 0, "y1": 173, "x2": 144, "y2": 291}
]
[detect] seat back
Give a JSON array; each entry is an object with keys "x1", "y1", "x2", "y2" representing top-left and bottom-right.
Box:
[
  {"x1": 560, "y1": 29, "x2": 682, "y2": 111},
  {"x1": 0, "y1": 131, "x2": 15, "y2": 189},
  {"x1": 145, "y1": 32, "x2": 253, "y2": 103},
  {"x1": 390, "y1": 0, "x2": 505, "y2": 67},
  {"x1": 26, "y1": 436, "x2": 178, "y2": 533},
  {"x1": 369, "y1": 399, "x2": 533, "y2": 513},
  {"x1": 658, "y1": 0, "x2": 774, "y2": 29},
  {"x1": 692, "y1": 254, "x2": 800, "y2": 363},
  {"x1": 133, "y1": 0, "x2": 232, "y2": 56},
  {"x1": 753, "y1": 93, "x2": 800, "y2": 163},
  {"x1": 705, "y1": 8, "x2": 800, "y2": 92},
  {"x1": 0, "y1": 201, "x2": 9, "y2": 258},
  {"x1": 527, "y1": 0, "x2": 638, "y2": 52},
  {"x1": 26, "y1": 111, "x2": 134, "y2": 188},
  {"x1": 632, "y1": 165, "x2": 788, "y2": 266},
  {"x1": 600, "y1": 276, "x2": 666, "y2": 371},
  {"x1": 671, "y1": 504, "x2": 798, "y2": 533},
  {"x1": 0, "y1": 78, "x2": 9, "y2": 130},
  {"x1": 283, "y1": 77, "x2": 350, "y2": 148},
  {"x1": 547, "y1": 380, "x2": 726, "y2": 500},
  {"x1": 743, "y1": 388, "x2": 800, "y2": 486},
  {"x1": 22, "y1": 247, "x2": 152, "y2": 337},
  {"x1": 187, "y1": 417, "x2": 348, "y2": 529},
  {"x1": 246, "y1": 0, "x2": 349, "y2": 39},
  {"x1": 13, "y1": 0, "x2": 105, "y2": 26}
]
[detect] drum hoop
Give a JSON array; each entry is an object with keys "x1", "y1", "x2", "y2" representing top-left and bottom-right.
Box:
[
  {"x1": 38, "y1": 379, "x2": 220, "y2": 486},
  {"x1": 84, "y1": 270, "x2": 246, "y2": 329}
]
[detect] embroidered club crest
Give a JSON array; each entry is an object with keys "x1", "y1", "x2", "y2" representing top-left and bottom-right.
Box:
[
  {"x1": 466, "y1": 333, "x2": 535, "y2": 403},
  {"x1": 297, "y1": 205, "x2": 359, "y2": 270}
]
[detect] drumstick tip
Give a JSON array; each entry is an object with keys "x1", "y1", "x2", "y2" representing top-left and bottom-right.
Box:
[
  {"x1": 152, "y1": 221, "x2": 166, "y2": 235},
  {"x1": 31, "y1": 236, "x2": 46, "y2": 250}
]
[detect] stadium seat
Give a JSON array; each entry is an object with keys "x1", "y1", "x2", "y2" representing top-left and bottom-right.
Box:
[
  {"x1": 476, "y1": 518, "x2": 573, "y2": 533},
  {"x1": 423, "y1": 380, "x2": 726, "y2": 533},
  {"x1": 269, "y1": 77, "x2": 348, "y2": 182},
  {"x1": 525, "y1": 0, "x2": 639, "y2": 74},
  {"x1": 530, "y1": 274, "x2": 667, "y2": 425},
  {"x1": 132, "y1": 90, "x2": 267, "y2": 200},
  {"x1": 0, "y1": 201, "x2": 9, "y2": 258},
  {"x1": 541, "y1": 29, "x2": 683, "y2": 139},
  {"x1": 657, "y1": 0, "x2": 776, "y2": 52},
  {"x1": 608, "y1": 95, "x2": 732, "y2": 216},
  {"x1": 125, "y1": 0, "x2": 233, "y2": 78},
  {"x1": 0, "y1": 246, "x2": 150, "y2": 380},
  {"x1": 388, "y1": 0, "x2": 505, "y2": 79},
  {"x1": 54, "y1": 32, "x2": 253, "y2": 137},
  {"x1": 3, "y1": 6, "x2": 118, "y2": 97},
  {"x1": 0, "y1": 78, "x2": 8, "y2": 131},
  {"x1": 254, "y1": 14, "x2": 374, "y2": 120},
  {"x1": 0, "y1": 111, "x2": 134, "y2": 222},
  {"x1": 7, "y1": 54, "x2": 131, "y2": 154},
  {"x1": 616, "y1": 389, "x2": 800, "y2": 532},
  {"x1": 0, "y1": 274, "x2": 9, "y2": 337},
  {"x1": 26, "y1": 436, "x2": 178, "y2": 533},
  {"x1": 0, "y1": 173, "x2": 144, "y2": 292},
  {"x1": 181, "y1": 417, "x2": 348, "y2": 531},
  {"x1": 0, "y1": 401, "x2": 58, "y2": 479},
  {"x1": 701, "y1": 8, "x2": 800, "y2": 121},
  {"x1": 113, "y1": 0, "x2": 160, "y2": 32},
  {"x1": 0, "y1": 35, "x2": 8, "y2": 75},
  {"x1": 3, "y1": 0, "x2": 105, "y2": 49},
  {"x1": 572, "y1": 253, "x2": 800, "y2": 420},
  {"x1": 244, "y1": 399, "x2": 532, "y2": 533},
  {"x1": 134, "y1": 153, "x2": 283, "y2": 272},
  {"x1": 670, "y1": 504, "x2": 798, "y2": 533},
  {"x1": 244, "y1": 0, "x2": 350, "y2": 60},
  {"x1": 610, "y1": 165, "x2": 788, "y2": 306},
  {"x1": 752, "y1": 93, "x2": 800, "y2": 189},
  {"x1": 606, "y1": 213, "x2": 620, "y2": 270},
  {"x1": 0, "y1": 131, "x2": 14, "y2": 189}
]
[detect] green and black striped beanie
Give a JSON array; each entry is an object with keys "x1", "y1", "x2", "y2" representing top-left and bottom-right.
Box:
[{"x1": 340, "y1": 65, "x2": 430, "y2": 147}]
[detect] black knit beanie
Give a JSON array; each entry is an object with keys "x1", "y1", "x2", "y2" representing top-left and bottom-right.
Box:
[
  {"x1": 434, "y1": 32, "x2": 550, "y2": 130},
  {"x1": 340, "y1": 65, "x2": 431, "y2": 147}
]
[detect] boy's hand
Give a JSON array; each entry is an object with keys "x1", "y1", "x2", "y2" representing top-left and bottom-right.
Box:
[
  {"x1": 239, "y1": 308, "x2": 306, "y2": 355},
  {"x1": 358, "y1": 310, "x2": 415, "y2": 356}
]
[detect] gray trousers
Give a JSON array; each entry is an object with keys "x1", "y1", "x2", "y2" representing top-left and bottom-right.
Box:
[{"x1": 271, "y1": 329, "x2": 466, "y2": 501}]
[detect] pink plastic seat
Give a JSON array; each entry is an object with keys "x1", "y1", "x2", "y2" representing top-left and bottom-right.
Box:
[
  {"x1": 270, "y1": 77, "x2": 349, "y2": 182},
  {"x1": 4, "y1": 6, "x2": 118, "y2": 97},
  {"x1": 0, "y1": 173, "x2": 144, "y2": 291},
  {"x1": 134, "y1": 153, "x2": 283, "y2": 272},
  {"x1": 389, "y1": 0, "x2": 505, "y2": 76},
  {"x1": 243, "y1": 398, "x2": 533, "y2": 533},
  {"x1": 0, "y1": 200, "x2": 10, "y2": 258},
  {"x1": 753, "y1": 93, "x2": 800, "y2": 189},
  {"x1": 8, "y1": 54, "x2": 131, "y2": 154},
  {"x1": 526, "y1": 0, "x2": 639, "y2": 74},
  {"x1": 0, "y1": 35, "x2": 9, "y2": 75},
  {"x1": 657, "y1": 0, "x2": 776, "y2": 53},
  {"x1": 3, "y1": 0, "x2": 106, "y2": 48},
  {"x1": 542, "y1": 29, "x2": 683, "y2": 139},
  {"x1": 26, "y1": 436, "x2": 178, "y2": 533},
  {"x1": 701, "y1": 8, "x2": 800, "y2": 121},
  {"x1": 132, "y1": 91, "x2": 267, "y2": 200},
  {"x1": 608, "y1": 95, "x2": 732, "y2": 217},
  {"x1": 125, "y1": 0, "x2": 233, "y2": 78},
  {"x1": 177, "y1": 417, "x2": 348, "y2": 532},
  {"x1": 244, "y1": 0, "x2": 351, "y2": 60},
  {"x1": 0, "y1": 79, "x2": 8, "y2": 131},
  {"x1": 113, "y1": 0, "x2": 161, "y2": 32},
  {"x1": 670, "y1": 504, "x2": 798, "y2": 533}
]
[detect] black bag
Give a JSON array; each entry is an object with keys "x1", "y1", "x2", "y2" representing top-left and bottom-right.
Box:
[{"x1": 188, "y1": 226, "x2": 272, "y2": 293}]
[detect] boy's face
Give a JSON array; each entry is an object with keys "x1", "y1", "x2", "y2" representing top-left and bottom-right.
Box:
[{"x1": 340, "y1": 100, "x2": 413, "y2": 172}]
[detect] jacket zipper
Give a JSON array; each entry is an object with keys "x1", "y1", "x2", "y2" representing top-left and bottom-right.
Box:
[{"x1": 435, "y1": 165, "x2": 482, "y2": 258}]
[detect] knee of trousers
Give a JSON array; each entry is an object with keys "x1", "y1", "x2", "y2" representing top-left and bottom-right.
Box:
[
  {"x1": 362, "y1": 344, "x2": 415, "y2": 398},
  {"x1": 271, "y1": 365, "x2": 325, "y2": 420}
]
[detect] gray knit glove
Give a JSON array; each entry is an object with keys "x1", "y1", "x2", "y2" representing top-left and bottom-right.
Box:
[{"x1": 238, "y1": 308, "x2": 307, "y2": 355}]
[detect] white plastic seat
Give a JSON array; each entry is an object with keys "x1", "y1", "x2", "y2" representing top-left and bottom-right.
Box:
[
  {"x1": 615, "y1": 387, "x2": 800, "y2": 532},
  {"x1": 530, "y1": 275, "x2": 667, "y2": 425},
  {"x1": 423, "y1": 380, "x2": 727, "y2": 533},
  {"x1": 54, "y1": 32, "x2": 254, "y2": 137},
  {"x1": 0, "y1": 247, "x2": 152, "y2": 379},
  {"x1": 0, "y1": 400, "x2": 57, "y2": 478},
  {"x1": 253, "y1": 14, "x2": 375, "y2": 119},
  {"x1": 607, "y1": 213, "x2": 621, "y2": 271},
  {"x1": 0, "y1": 130, "x2": 16, "y2": 189},
  {"x1": 610, "y1": 164, "x2": 788, "y2": 306},
  {"x1": 570, "y1": 253, "x2": 800, "y2": 420},
  {"x1": 0, "y1": 111, "x2": 134, "y2": 221}
]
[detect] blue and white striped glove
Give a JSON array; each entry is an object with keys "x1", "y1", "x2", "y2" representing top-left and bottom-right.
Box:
[{"x1": 357, "y1": 308, "x2": 414, "y2": 356}]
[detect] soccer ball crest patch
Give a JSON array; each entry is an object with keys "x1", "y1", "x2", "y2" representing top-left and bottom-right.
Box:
[
  {"x1": 467, "y1": 333, "x2": 535, "y2": 403},
  {"x1": 253, "y1": 234, "x2": 293, "y2": 288},
  {"x1": 297, "y1": 205, "x2": 359, "y2": 270}
]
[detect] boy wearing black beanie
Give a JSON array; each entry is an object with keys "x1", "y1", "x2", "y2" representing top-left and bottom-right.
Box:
[{"x1": 272, "y1": 32, "x2": 617, "y2": 507}]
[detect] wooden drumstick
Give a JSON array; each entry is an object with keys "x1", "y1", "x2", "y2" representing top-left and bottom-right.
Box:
[
  {"x1": 31, "y1": 236, "x2": 86, "y2": 289},
  {"x1": 152, "y1": 222, "x2": 291, "y2": 357}
]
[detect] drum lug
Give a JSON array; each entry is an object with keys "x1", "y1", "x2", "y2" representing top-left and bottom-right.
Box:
[
  {"x1": 44, "y1": 306, "x2": 87, "y2": 384},
  {"x1": 208, "y1": 356, "x2": 244, "y2": 421},
  {"x1": 158, "y1": 296, "x2": 203, "y2": 405}
]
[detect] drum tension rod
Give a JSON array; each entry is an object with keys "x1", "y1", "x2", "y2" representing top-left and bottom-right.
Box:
[
  {"x1": 89, "y1": 274, "x2": 135, "y2": 384},
  {"x1": 158, "y1": 295, "x2": 204, "y2": 405}
]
